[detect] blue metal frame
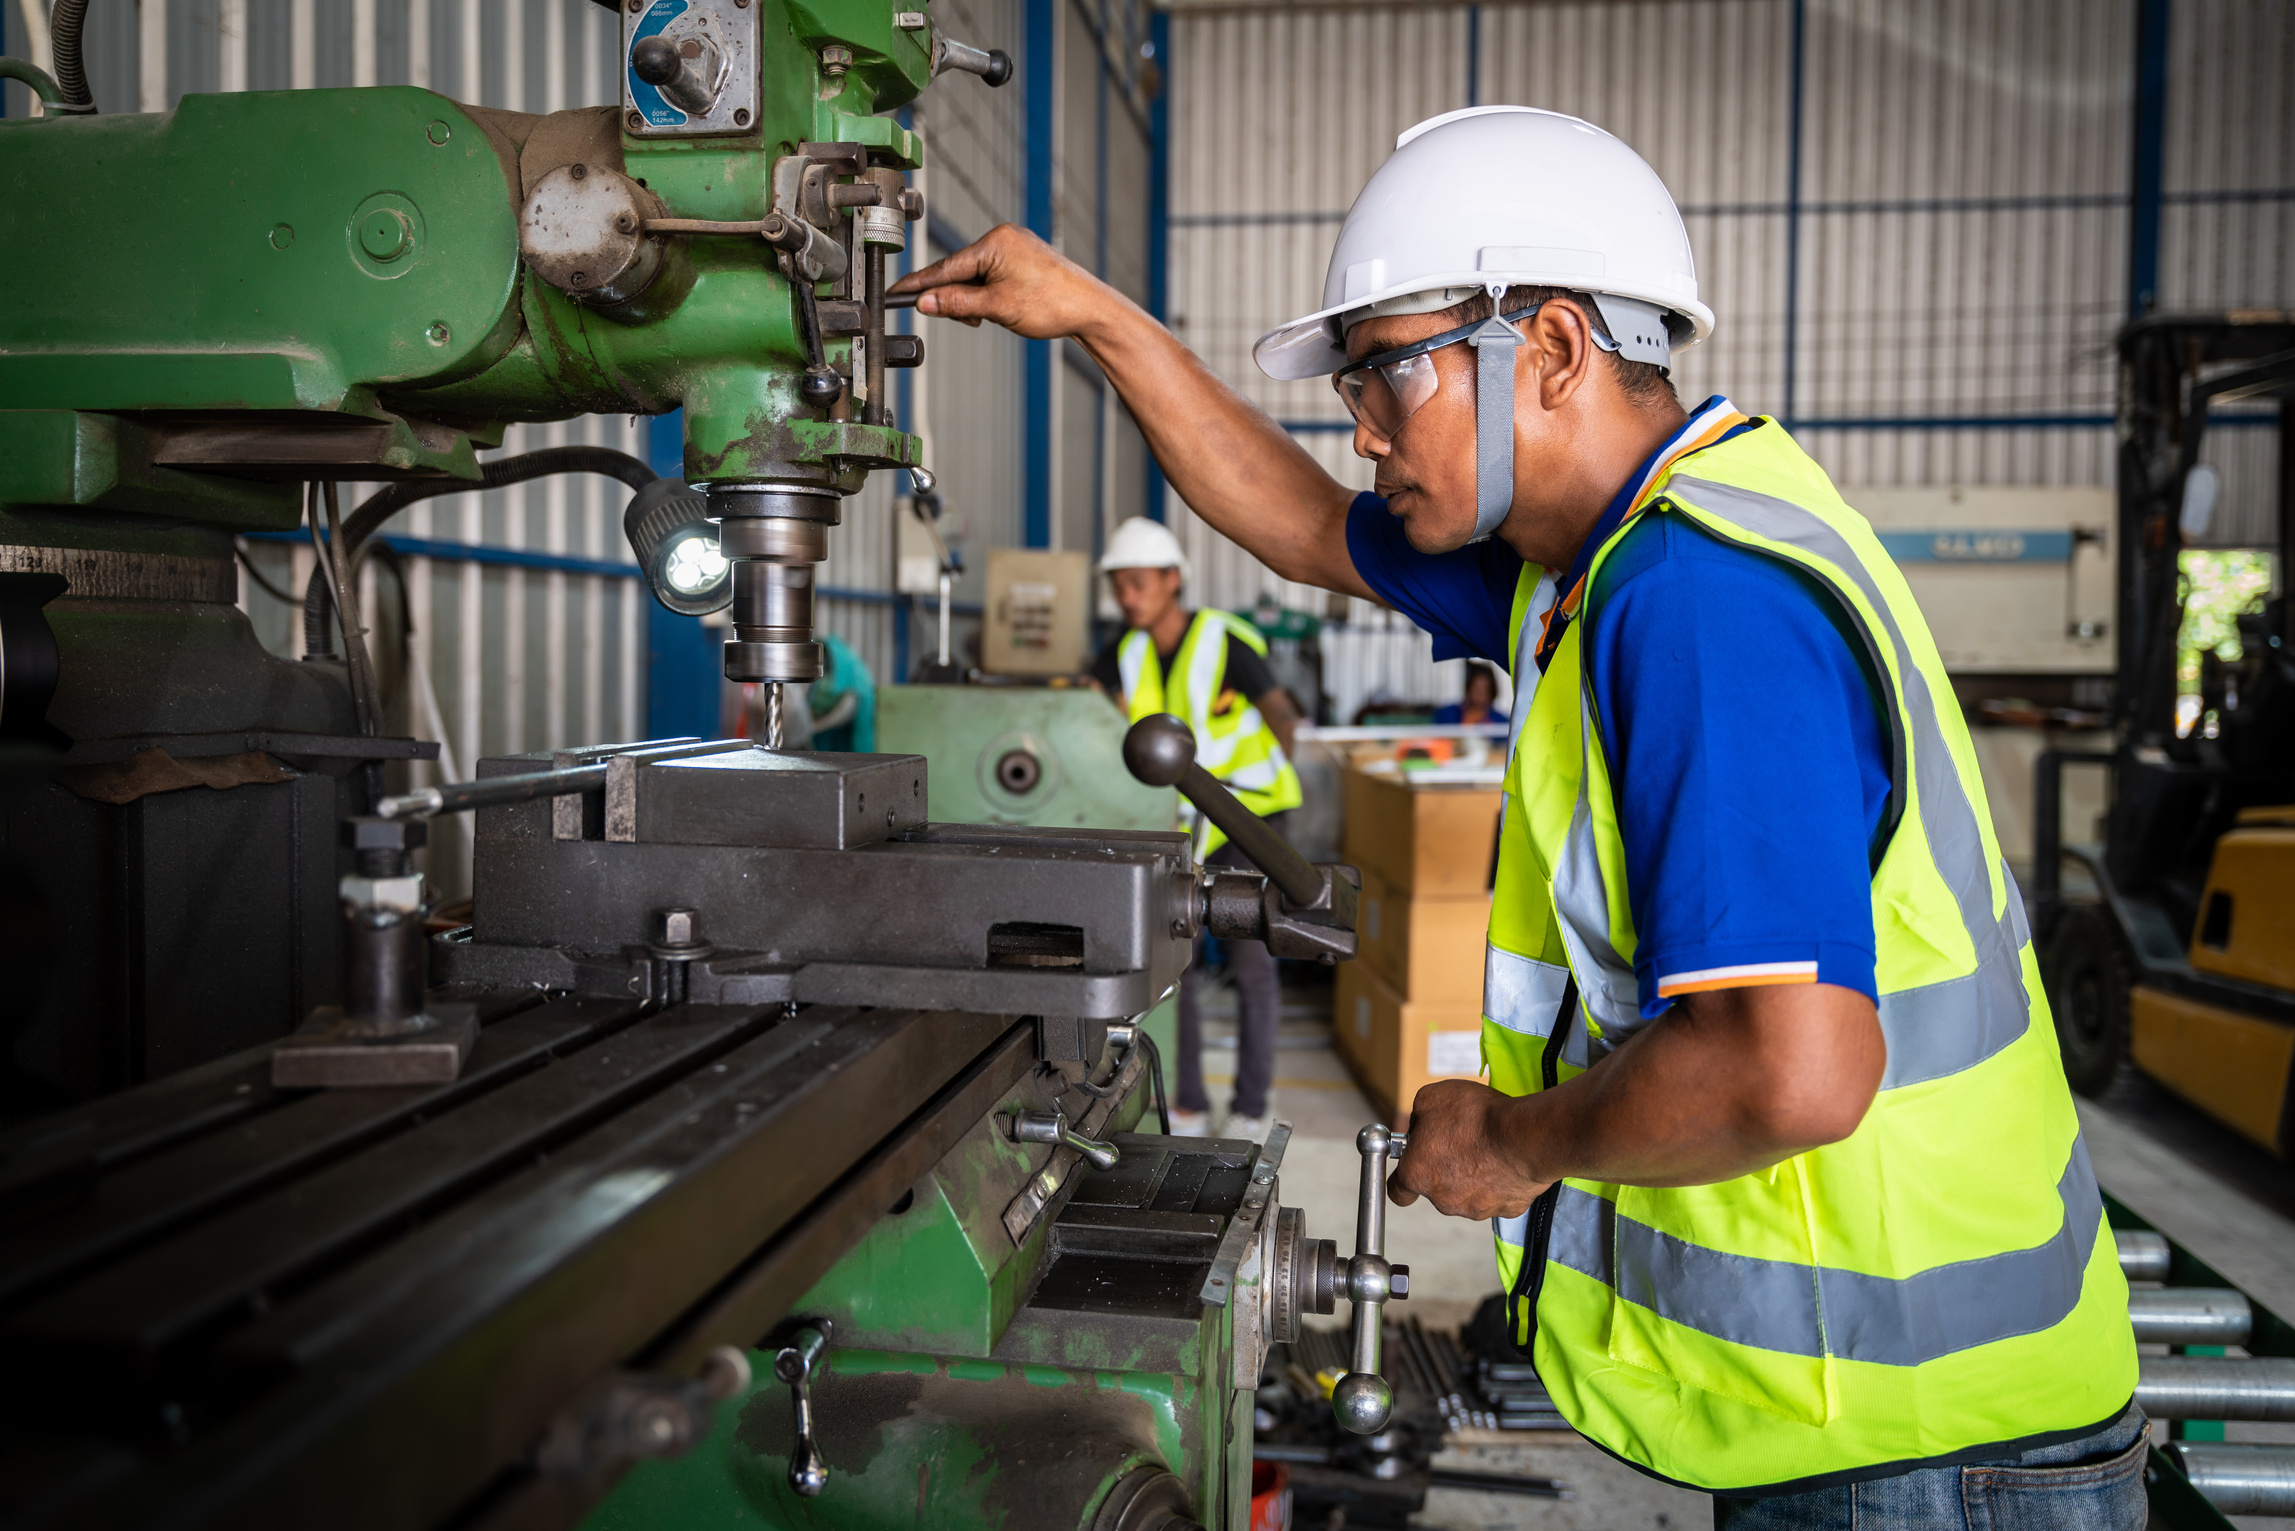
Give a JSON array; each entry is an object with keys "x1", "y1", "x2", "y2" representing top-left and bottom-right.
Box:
[
  {"x1": 1278, "y1": 410, "x2": 2278, "y2": 435},
  {"x1": 1464, "y1": 4, "x2": 1480, "y2": 109},
  {"x1": 243, "y1": 531, "x2": 645, "y2": 578},
  {"x1": 1781, "y1": 0, "x2": 1808, "y2": 425},
  {"x1": 2129, "y1": 0, "x2": 2171, "y2": 317},
  {"x1": 1023, "y1": 0, "x2": 1056, "y2": 549},
  {"x1": 1144, "y1": 8, "x2": 1170, "y2": 523},
  {"x1": 643, "y1": 411, "x2": 720, "y2": 740},
  {"x1": 1172, "y1": 187, "x2": 2291, "y2": 231}
]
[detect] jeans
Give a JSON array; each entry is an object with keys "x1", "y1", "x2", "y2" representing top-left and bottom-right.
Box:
[
  {"x1": 1712, "y1": 1404, "x2": 2148, "y2": 1530},
  {"x1": 1175, "y1": 829, "x2": 1286, "y2": 1119}
]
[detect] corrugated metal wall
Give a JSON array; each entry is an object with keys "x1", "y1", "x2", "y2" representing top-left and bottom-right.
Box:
[
  {"x1": 1162, "y1": 0, "x2": 2292, "y2": 712},
  {"x1": 2, "y1": 0, "x2": 1053, "y2": 891}
]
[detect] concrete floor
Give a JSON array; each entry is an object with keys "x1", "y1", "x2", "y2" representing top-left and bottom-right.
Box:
[{"x1": 1193, "y1": 963, "x2": 2295, "y2": 1530}]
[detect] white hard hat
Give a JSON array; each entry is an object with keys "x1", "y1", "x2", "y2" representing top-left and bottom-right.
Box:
[
  {"x1": 1253, "y1": 106, "x2": 1714, "y2": 382},
  {"x1": 1098, "y1": 516, "x2": 1191, "y2": 581}
]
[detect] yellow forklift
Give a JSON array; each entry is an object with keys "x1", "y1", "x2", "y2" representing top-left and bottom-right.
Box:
[{"x1": 2035, "y1": 314, "x2": 2295, "y2": 1149}]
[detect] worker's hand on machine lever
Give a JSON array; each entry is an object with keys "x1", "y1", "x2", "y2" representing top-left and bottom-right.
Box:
[
  {"x1": 1387, "y1": 1080, "x2": 1556, "y2": 1221},
  {"x1": 891, "y1": 224, "x2": 1126, "y2": 340}
]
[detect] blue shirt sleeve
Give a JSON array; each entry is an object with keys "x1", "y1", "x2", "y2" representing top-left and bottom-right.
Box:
[
  {"x1": 1586, "y1": 513, "x2": 1892, "y2": 1016},
  {"x1": 1344, "y1": 493, "x2": 1522, "y2": 665}
]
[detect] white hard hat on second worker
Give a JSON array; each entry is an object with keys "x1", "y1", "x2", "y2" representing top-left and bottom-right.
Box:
[
  {"x1": 1098, "y1": 517, "x2": 1191, "y2": 582},
  {"x1": 1253, "y1": 106, "x2": 1715, "y2": 381}
]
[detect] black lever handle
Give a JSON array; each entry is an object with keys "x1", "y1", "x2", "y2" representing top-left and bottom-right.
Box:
[{"x1": 1123, "y1": 714, "x2": 1324, "y2": 906}]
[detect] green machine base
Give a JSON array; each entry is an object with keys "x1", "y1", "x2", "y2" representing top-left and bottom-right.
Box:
[{"x1": 589, "y1": 1031, "x2": 1313, "y2": 1531}]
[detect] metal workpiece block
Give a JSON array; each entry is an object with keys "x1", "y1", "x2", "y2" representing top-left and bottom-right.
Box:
[
  {"x1": 474, "y1": 739, "x2": 736, "y2": 843},
  {"x1": 473, "y1": 743, "x2": 926, "y2": 850},
  {"x1": 630, "y1": 749, "x2": 927, "y2": 849},
  {"x1": 467, "y1": 825, "x2": 1196, "y2": 1016}
]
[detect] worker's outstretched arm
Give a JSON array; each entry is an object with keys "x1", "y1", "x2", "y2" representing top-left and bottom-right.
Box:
[
  {"x1": 891, "y1": 226, "x2": 1373, "y2": 600},
  {"x1": 1389, "y1": 984, "x2": 1887, "y2": 1220}
]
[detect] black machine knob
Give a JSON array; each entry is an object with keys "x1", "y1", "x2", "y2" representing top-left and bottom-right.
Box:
[
  {"x1": 800, "y1": 366, "x2": 844, "y2": 407},
  {"x1": 1121, "y1": 711, "x2": 1196, "y2": 787},
  {"x1": 1122, "y1": 714, "x2": 1325, "y2": 908},
  {"x1": 630, "y1": 34, "x2": 680, "y2": 86}
]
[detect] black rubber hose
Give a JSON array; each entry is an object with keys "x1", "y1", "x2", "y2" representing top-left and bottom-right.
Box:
[
  {"x1": 303, "y1": 446, "x2": 657, "y2": 658},
  {"x1": 1134, "y1": 1027, "x2": 1171, "y2": 1136},
  {"x1": 49, "y1": 0, "x2": 94, "y2": 112}
]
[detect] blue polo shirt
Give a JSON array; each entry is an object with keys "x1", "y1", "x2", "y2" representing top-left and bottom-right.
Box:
[{"x1": 1344, "y1": 398, "x2": 1891, "y2": 1016}]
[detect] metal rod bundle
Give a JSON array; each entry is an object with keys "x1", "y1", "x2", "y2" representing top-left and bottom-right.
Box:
[
  {"x1": 2116, "y1": 1228, "x2": 2172, "y2": 1282},
  {"x1": 2173, "y1": 1443, "x2": 2295, "y2": 1517},
  {"x1": 2137, "y1": 1356, "x2": 2295, "y2": 1422},
  {"x1": 2129, "y1": 1287, "x2": 2252, "y2": 1347}
]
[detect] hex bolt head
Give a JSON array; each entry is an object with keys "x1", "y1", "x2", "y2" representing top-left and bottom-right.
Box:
[
  {"x1": 343, "y1": 815, "x2": 426, "y2": 878},
  {"x1": 651, "y1": 906, "x2": 704, "y2": 950}
]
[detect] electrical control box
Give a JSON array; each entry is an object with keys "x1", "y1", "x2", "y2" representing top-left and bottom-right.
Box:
[{"x1": 982, "y1": 547, "x2": 1091, "y2": 676}]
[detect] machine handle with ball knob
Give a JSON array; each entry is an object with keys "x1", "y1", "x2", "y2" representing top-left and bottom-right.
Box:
[
  {"x1": 1122, "y1": 714, "x2": 1359, "y2": 963},
  {"x1": 775, "y1": 1321, "x2": 832, "y2": 1496},
  {"x1": 1122, "y1": 714, "x2": 1326, "y2": 906},
  {"x1": 1333, "y1": 1124, "x2": 1411, "y2": 1434}
]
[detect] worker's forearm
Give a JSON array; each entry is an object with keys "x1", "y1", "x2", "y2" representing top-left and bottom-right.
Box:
[
  {"x1": 1502, "y1": 1033, "x2": 1808, "y2": 1190},
  {"x1": 1077, "y1": 308, "x2": 1370, "y2": 599},
  {"x1": 1497, "y1": 987, "x2": 1886, "y2": 1190}
]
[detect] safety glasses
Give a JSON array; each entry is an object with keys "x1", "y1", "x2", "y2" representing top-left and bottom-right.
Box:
[{"x1": 1332, "y1": 302, "x2": 1548, "y2": 441}]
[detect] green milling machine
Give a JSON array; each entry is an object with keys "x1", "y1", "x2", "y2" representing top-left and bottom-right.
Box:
[{"x1": 0, "y1": 7, "x2": 1406, "y2": 1529}]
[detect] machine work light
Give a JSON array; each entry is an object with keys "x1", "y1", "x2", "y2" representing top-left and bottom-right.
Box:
[{"x1": 623, "y1": 478, "x2": 734, "y2": 616}]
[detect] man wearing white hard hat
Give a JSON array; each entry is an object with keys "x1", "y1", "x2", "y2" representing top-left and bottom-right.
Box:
[
  {"x1": 1088, "y1": 514, "x2": 1302, "y2": 1142},
  {"x1": 898, "y1": 106, "x2": 2137, "y2": 1524}
]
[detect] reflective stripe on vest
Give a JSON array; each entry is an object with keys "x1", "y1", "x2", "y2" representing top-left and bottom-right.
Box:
[
  {"x1": 1479, "y1": 412, "x2": 2134, "y2": 1491},
  {"x1": 1545, "y1": 1138, "x2": 2105, "y2": 1368},
  {"x1": 1118, "y1": 609, "x2": 1302, "y2": 857}
]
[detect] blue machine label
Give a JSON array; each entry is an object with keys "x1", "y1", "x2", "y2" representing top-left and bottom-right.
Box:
[
  {"x1": 1876, "y1": 529, "x2": 2077, "y2": 564},
  {"x1": 629, "y1": 0, "x2": 691, "y2": 127}
]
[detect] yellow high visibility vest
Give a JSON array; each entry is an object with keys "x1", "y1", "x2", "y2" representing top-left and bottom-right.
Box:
[
  {"x1": 1119, "y1": 609, "x2": 1302, "y2": 857},
  {"x1": 1481, "y1": 407, "x2": 2134, "y2": 1493}
]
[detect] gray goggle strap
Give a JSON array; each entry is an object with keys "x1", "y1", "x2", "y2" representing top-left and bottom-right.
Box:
[{"x1": 1467, "y1": 314, "x2": 1522, "y2": 543}]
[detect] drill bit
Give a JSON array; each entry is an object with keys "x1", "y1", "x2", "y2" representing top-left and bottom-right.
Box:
[{"x1": 765, "y1": 682, "x2": 785, "y2": 750}]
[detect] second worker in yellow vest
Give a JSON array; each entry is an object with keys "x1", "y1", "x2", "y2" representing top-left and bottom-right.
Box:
[
  {"x1": 900, "y1": 103, "x2": 2142, "y2": 1528},
  {"x1": 1089, "y1": 516, "x2": 1303, "y2": 1142}
]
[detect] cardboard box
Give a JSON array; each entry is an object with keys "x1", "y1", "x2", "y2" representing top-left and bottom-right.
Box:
[
  {"x1": 1341, "y1": 768, "x2": 1503, "y2": 897},
  {"x1": 1334, "y1": 960, "x2": 1485, "y2": 1123},
  {"x1": 1358, "y1": 865, "x2": 1491, "y2": 1006}
]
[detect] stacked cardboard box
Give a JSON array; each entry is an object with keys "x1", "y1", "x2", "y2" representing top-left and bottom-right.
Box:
[{"x1": 1334, "y1": 767, "x2": 1503, "y2": 1123}]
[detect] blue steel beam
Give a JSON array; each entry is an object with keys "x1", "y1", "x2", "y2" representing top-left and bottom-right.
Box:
[{"x1": 1023, "y1": 0, "x2": 1056, "y2": 548}]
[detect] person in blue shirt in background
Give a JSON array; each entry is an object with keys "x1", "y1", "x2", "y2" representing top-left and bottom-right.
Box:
[{"x1": 1431, "y1": 660, "x2": 1506, "y2": 729}]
